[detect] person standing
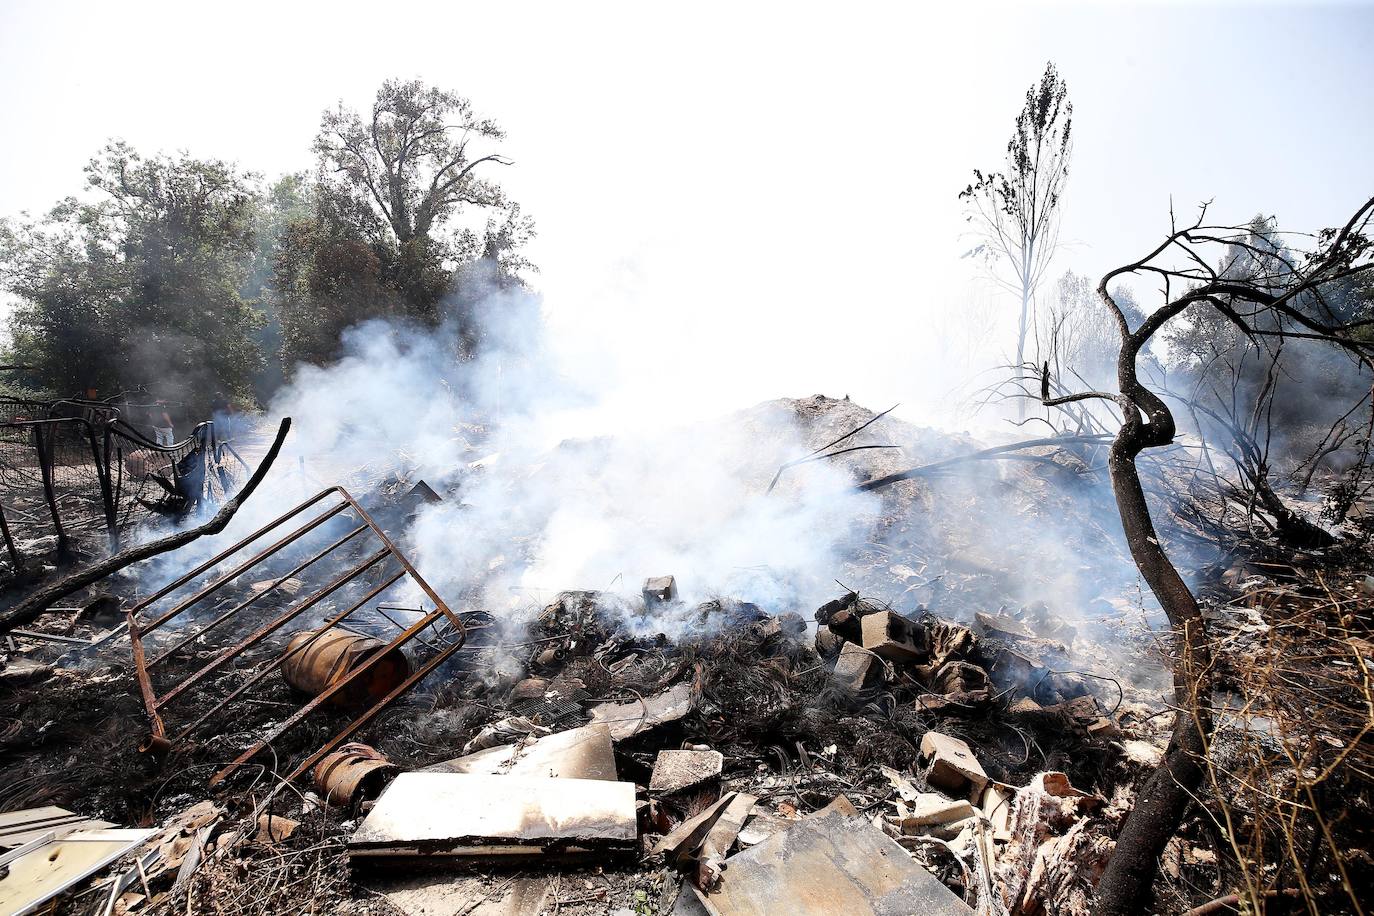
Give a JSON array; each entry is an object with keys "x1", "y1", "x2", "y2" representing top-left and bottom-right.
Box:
[{"x1": 153, "y1": 400, "x2": 175, "y2": 446}]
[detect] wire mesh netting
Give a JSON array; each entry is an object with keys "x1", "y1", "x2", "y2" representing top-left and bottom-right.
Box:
[{"x1": 0, "y1": 397, "x2": 249, "y2": 563}]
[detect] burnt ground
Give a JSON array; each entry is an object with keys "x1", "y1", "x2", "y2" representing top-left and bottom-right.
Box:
[{"x1": 0, "y1": 396, "x2": 1370, "y2": 915}]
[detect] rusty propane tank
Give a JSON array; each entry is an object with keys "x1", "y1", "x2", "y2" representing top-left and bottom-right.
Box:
[{"x1": 280, "y1": 628, "x2": 410, "y2": 708}]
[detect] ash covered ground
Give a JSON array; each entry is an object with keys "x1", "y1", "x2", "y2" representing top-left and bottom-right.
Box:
[{"x1": 0, "y1": 395, "x2": 1369, "y2": 916}]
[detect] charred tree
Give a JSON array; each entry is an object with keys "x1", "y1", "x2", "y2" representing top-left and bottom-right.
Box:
[{"x1": 1039, "y1": 198, "x2": 1374, "y2": 916}]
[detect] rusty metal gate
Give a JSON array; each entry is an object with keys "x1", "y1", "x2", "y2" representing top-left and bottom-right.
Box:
[{"x1": 127, "y1": 486, "x2": 472, "y2": 786}]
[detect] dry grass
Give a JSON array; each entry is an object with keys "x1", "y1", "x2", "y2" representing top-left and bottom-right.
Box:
[{"x1": 1193, "y1": 571, "x2": 1373, "y2": 914}]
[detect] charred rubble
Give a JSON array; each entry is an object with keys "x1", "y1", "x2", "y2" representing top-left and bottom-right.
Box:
[{"x1": 0, "y1": 396, "x2": 1370, "y2": 915}]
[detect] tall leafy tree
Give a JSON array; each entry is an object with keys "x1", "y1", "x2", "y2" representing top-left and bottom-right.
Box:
[
  {"x1": 276, "y1": 79, "x2": 532, "y2": 367},
  {"x1": 961, "y1": 62, "x2": 1073, "y2": 418},
  {"x1": 314, "y1": 79, "x2": 512, "y2": 316},
  {"x1": 1, "y1": 142, "x2": 265, "y2": 407}
]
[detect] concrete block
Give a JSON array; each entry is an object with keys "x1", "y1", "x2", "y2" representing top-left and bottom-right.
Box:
[
  {"x1": 643, "y1": 575, "x2": 678, "y2": 604},
  {"x1": 814, "y1": 624, "x2": 843, "y2": 659},
  {"x1": 932, "y1": 660, "x2": 988, "y2": 695},
  {"x1": 919, "y1": 731, "x2": 988, "y2": 799},
  {"x1": 650, "y1": 749, "x2": 724, "y2": 797},
  {"x1": 900, "y1": 793, "x2": 978, "y2": 832},
  {"x1": 861, "y1": 611, "x2": 924, "y2": 662},
  {"x1": 832, "y1": 641, "x2": 884, "y2": 693}
]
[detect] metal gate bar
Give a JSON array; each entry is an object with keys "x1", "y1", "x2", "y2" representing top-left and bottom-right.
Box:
[
  {"x1": 145, "y1": 522, "x2": 370, "y2": 667},
  {"x1": 128, "y1": 486, "x2": 466, "y2": 779}
]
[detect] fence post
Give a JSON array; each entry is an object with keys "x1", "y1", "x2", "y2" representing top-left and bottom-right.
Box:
[
  {"x1": 87, "y1": 420, "x2": 119, "y2": 552},
  {"x1": 31, "y1": 423, "x2": 70, "y2": 562},
  {"x1": 0, "y1": 502, "x2": 21, "y2": 571}
]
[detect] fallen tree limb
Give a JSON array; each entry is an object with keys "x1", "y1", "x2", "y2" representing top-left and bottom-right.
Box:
[
  {"x1": 766, "y1": 403, "x2": 900, "y2": 494},
  {"x1": 0, "y1": 418, "x2": 292, "y2": 636},
  {"x1": 853, "y1": 434, "x2": 1111, "y2": 492}
]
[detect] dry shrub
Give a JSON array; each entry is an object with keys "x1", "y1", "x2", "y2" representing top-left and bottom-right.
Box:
[{"x1": 1197, "y1": 573, "x2": 1373, "y2": 914}]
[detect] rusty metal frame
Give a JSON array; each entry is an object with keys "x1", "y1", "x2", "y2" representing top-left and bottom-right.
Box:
[{"x1": 127, "y1": 485, "x2": 467, "y2": 785}]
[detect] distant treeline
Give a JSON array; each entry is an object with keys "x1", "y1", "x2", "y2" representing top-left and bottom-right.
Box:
[{"x1": 0, "y1": 79, "x2": 533, "y2": 414}]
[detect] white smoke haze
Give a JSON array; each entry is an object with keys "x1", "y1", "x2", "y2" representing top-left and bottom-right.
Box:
[
  {"x1": 406, "y1": 406, "x2": 883, "y2": 633},
  {"x1": 289, "y1": 280, "x2": 888, "y2": 631},
  {"x1": 124, "y1": 274, "x2": 894, "y2": 645},
  {"x1": 116, "y1": 243, "x2": 1185, "y2": 692}
]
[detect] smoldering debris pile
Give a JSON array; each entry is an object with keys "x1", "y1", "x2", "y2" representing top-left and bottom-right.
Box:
[
  {"x1": 0, "y1": 570, "x2": 1171, "y2": 916},
  {"x1": 0, "y1": 395, "x2": 1369, "y2": 915}
]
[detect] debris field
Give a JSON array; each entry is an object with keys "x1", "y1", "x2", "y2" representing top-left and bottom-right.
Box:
[{"x1": 0, "y1": 396, "x2": 1370, "y2": 916}]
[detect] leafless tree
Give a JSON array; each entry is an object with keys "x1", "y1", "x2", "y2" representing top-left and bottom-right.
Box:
[
  {"x1": 1039, "y1": 196, "x2": 1374, "y2": 916},
  {"x1": 962, "y1": 62, "x2": 1072, "y2": 419}
]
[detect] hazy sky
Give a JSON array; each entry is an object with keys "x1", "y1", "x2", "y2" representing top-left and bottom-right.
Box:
[{"x1": 2, "y1": 1, "x2": 1371, "y2": 432}]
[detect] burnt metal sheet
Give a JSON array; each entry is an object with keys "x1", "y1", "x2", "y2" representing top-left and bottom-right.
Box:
[
  {"x1": 0, "y1": 828, "x2": 156, "y2": 916},
  {"x1": 696, "y1": 797, "x2": 974, "y2": 916},
  {"x1": 421, "y1": 724, "x2": 618, "y2": 781},
  {"x1": 348, "y1": 773, "x2": 637, "y2": 861},
  {"x1": 0, "y1": 806, "x2": 114, "y2": 849}
]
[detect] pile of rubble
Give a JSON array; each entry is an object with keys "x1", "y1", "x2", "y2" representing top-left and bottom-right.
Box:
[
  {"x1": 5, "y1": 396, "x2": 1288, "y2": 914},
  {"x1": 0, "y1": 568, "x2": 1173, "y2": 915}
]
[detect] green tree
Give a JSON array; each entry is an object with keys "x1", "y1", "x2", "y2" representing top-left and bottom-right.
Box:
[
  {"x1": 315, "y1": 79, "x2": 512, "y2": 314},
  {"x1": 275, "y1": 79, "x2": 533, "y2": 367},
  {"x1": 1, "y1": 142, "x2": 266, "y2": 408}
]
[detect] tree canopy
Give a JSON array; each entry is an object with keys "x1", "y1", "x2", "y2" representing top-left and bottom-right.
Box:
[
  {"x1": 0, "y1": 79, "x2": 536, "y2": 409},
  {"x1": 0, "y1": 142, "x2": 266, "y2": 405}
]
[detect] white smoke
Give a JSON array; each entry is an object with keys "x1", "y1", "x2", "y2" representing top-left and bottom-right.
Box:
[{"x1": 140, "y1": 269, "x2": 882, "y2": 637}]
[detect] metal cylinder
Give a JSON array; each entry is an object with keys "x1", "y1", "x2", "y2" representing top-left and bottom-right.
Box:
[
  {"x1": 139, "y1": 734, "x2": 172, "y2": 757},
  {"x1": 313, "y1": 742, "x2": 395, "y2": 806},
  {"x1": 280, "y1": 628, "x2": 410, "y2": 708}
]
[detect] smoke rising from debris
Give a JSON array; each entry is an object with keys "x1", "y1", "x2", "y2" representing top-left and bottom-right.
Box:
[
  {"x1": 122, "y1": 257, "x2": 1182, "y2": 661},
  {"x1": 133, "y1": 270, "x2": 882, "y2": 636}
]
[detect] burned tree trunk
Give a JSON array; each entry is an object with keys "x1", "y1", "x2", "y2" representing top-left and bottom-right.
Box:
[
  {"x1": 1040, "y1": 196, "x2": 1374, "y2": 915},
  {"x1": 1094, "y1": 413, "x2": 1212, "y2": 916}
]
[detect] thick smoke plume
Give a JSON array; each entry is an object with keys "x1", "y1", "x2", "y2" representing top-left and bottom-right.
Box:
[{"x1": 132, "y1": 272, "x2": 882, "y2": 636}]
